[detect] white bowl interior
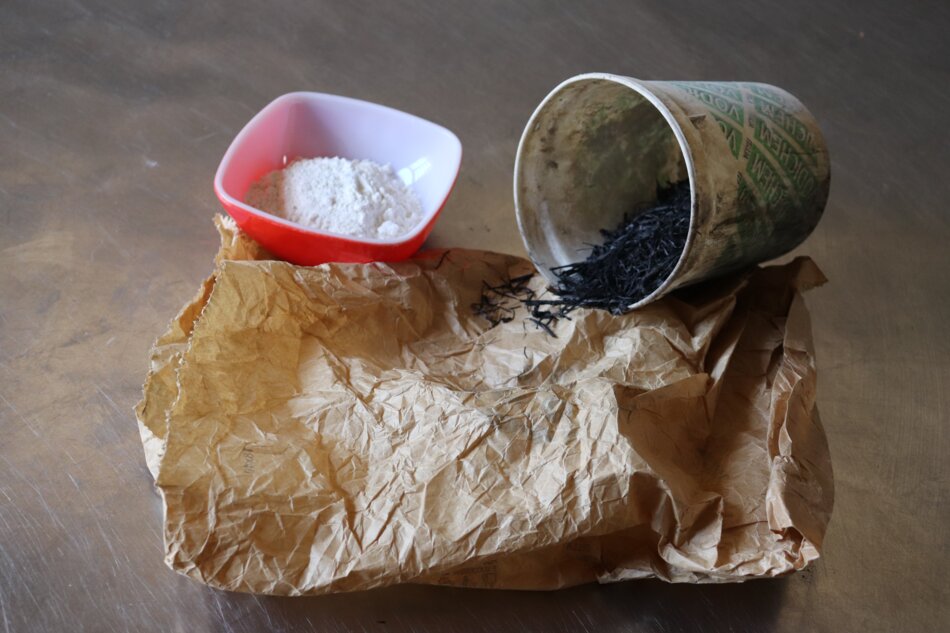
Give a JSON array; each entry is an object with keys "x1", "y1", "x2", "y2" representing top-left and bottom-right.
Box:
[{"x1": 216, "y1": 92, "x2": 462, "y2": 234}]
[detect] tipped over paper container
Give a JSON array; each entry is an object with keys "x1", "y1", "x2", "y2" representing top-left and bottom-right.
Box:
[{"x1": 514, "y1": 73, "x2": 831, "y2": 309}]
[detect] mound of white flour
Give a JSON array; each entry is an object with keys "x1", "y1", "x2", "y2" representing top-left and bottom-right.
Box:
[{"x1": 245, "y1": 157, "x2": 424, "y2": 239}]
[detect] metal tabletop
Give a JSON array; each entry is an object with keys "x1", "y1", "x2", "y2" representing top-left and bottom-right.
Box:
[{"x1": 2, "y1": 1, "x2": 948, "y2": 631}]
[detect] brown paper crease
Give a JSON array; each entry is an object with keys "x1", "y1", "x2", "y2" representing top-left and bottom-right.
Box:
[{"x1": 135, "y1": 216, "x2": 833, "y2": 595}]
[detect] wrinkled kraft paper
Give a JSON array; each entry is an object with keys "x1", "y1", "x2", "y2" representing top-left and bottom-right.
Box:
[{"x1": 136, "y1": 216, "x2": 833, "y2": 595}]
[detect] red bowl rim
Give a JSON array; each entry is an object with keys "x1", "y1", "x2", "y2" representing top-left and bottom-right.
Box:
[{"x1": 213, "y1": 91, "x2": 463, "y2": 247}]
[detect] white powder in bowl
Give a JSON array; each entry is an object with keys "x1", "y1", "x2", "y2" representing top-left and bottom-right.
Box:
[{"x1": 245, "y1": 157, "x2": 425, "y2": 240}]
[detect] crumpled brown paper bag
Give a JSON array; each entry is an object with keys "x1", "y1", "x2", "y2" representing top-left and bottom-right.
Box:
[{"x1": 136, "y1": 216, "x2": 833, "y2": 595}]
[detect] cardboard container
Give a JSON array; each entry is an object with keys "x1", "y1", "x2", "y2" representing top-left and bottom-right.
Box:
[{"x1": 514, "y1": 73, "x2": 830, "y2": 309}]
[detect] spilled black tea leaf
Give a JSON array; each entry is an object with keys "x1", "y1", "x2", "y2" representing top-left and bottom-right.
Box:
[
  {"x1": 471, "y1": 274, "x2": 535, "y2": 328},
  {"x1": 541, "y1": 180, "x2": 691, "y2": 316},
  {"x1": 473, "y1": 181, "x2": 691, "y2": 334}
]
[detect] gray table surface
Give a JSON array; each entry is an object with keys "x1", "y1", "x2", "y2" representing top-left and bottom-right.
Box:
[{"x1": 2, "y1": 1, "x2": 948, "y2": 631}]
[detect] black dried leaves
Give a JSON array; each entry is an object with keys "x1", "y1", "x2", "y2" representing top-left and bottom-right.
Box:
[
  {"x1": 546, "y1": 180, "x2": 691, "y2": 315},
  {"x1": 473, "y1": 181, "x2": 691, "y2": 334}
]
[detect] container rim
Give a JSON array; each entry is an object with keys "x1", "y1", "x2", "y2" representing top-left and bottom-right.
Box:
[{"x1": 513, "y1": 73, "x2": 698, "y2": 310}]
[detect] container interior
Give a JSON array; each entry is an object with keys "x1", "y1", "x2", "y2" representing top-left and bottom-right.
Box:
[{"x1": 516, "y1": 78, "x2": 689, "y2": 281}]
